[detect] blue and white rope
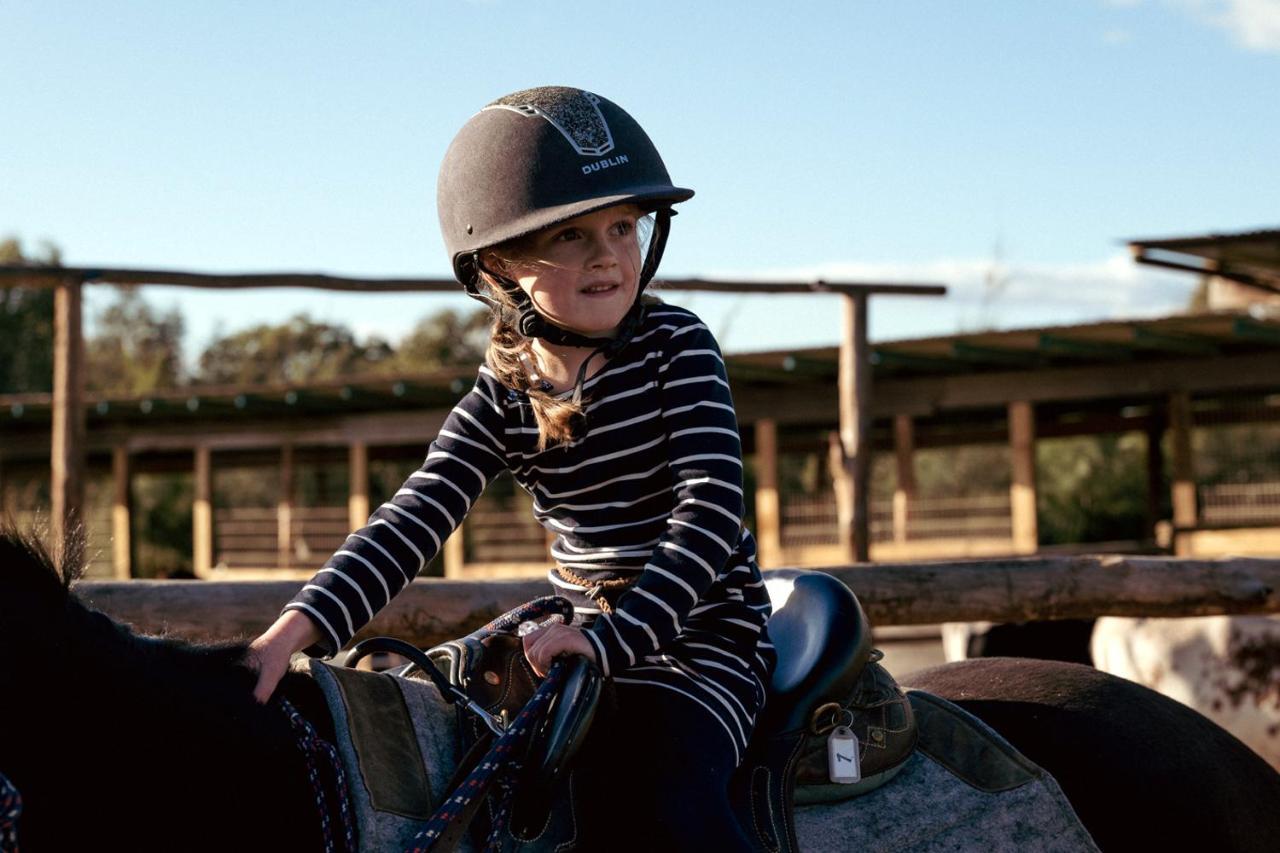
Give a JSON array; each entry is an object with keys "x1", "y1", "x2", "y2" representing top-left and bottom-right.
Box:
[
  {"x1": 0, "y1": 771, "x2": 21, "y2": 853},
  {"x1": 280, "y1": 698, "x2": 357, "y2": 853},
  {"x1": 406, "y1": 662, "x2": 569, "y2": 853}
]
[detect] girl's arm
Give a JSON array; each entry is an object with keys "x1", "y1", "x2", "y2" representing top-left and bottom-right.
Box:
[
  {"x1": 248, "y1": 609, "x2": 322, "y2": 703},
  {"x1": 260, "y1": 370, "x2": 510, "y2": 671},
  {"x1": 584, "y1": 315, "x2": 746, "y2": 676}
]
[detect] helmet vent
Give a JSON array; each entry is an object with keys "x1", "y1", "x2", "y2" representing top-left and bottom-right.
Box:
[{"x1": 485, "y1": 86, "x2": 615, "y2": 157}]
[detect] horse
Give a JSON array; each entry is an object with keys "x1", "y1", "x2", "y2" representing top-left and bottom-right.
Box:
[
  {"x1": 943, "y1": 614, "x2": 1280, "y2": 771},
  {"x1": 2, "y1": 526, "x2": 1279, "y2": 852}
]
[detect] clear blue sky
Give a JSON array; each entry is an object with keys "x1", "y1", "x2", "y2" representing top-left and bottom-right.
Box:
[{"x1": 3, "y1": 1, "x2": 1277, "y2": 359}]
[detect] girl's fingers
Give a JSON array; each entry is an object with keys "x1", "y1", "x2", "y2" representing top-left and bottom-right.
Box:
[{"x1": 523, "y1": 624, "x2": 582, "y2": 676}]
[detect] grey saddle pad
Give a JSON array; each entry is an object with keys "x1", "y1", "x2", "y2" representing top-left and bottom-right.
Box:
[
  {"x1": 307, "y1": 660, "x2": 1097, "y2": 853},
  {"x1": 305, "y1": 659, "x2": 464, "y2": 853},
  {"x1": 794, "y1": 690, "x2": 1099, "y2": 852}
]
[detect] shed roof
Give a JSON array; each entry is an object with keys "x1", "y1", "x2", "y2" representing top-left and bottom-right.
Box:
[
  {"x1": 2, "y1": 309, "x2": 1277, "y2": 428},
  {"x1": 1129, "y1": 227, "x2": 1280, "y2": 294}
]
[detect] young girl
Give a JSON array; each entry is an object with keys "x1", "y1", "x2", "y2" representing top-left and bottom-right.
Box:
[{"x1": 250, "y1": 86, "x2": 775, "y2": 850}]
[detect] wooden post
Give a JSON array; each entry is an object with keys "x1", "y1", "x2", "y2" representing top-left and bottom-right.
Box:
[
  {"x1": 193, "y1": 445, "x2": 213, "y2": 576},
  {"x1": 443, "y1": 524, "x2": 466, "y2": 579},
  {"x1": 1169, "y1": 392, "x2": 1197, "y2": 556},
  {"x1": 1145, "y1": 413, "x2": 1166, "y2": 542},
  {"x1": 893, "y1": 414, "x2": 916, "y2": 545},
  {"x1": 348, "y1": 441, "x2": 369, "y2": 532},
  {"x1": 754, "y1": 418, "x2": 782, "y2": 567},
  {"x1": 278, "y1": 443, "x2": 295, "y2": 569},
  {"x1": 51, "y1": 277, "x2": 86, "y2": 554},
  {"x1": 837, "y1": 293, "x2": 871, "y2": 562},
  {"x1": 111, "y1": 445, "x2": 132, "y2": 580},
  {"x1": 1008, "y1": 400, "x2": 1038, "y2": 554}
]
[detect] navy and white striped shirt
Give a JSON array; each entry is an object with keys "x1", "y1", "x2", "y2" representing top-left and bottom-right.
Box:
[{"x1": 285, "y1": 304, "x2": 775, "y2": 752}]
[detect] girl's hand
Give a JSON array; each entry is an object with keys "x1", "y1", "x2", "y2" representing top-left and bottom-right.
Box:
[
  {"x1": 522, "y1": 622, "x2": 595, "y2": 677},
  {"x1": 247, "y1": 610, "x2": 323, "y2": 704}
]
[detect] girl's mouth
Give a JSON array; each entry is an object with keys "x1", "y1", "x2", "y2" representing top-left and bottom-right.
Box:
[{"x1": 580, "y1": 283, "x2": 619, "y2": 296}]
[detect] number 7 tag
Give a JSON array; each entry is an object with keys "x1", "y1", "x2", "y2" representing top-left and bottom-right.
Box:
[{"x1": 827, "y1": 725, "x2": 861, "y2": 784}]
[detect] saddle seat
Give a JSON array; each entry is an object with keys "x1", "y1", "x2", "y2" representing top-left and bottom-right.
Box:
[
  {"x1": 757, "y1": 569, "x2": 873, "y2": 737},
  {"x1": 733, "y1": 569, "x2": 875, "y2": 853}
]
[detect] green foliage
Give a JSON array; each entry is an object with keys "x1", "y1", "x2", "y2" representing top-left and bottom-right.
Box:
[
  {"x1": 130, "y1": 472, "x2": 194, "y2": 578},
  {"x1": 86, "y1": 286, "x2": 185, "y2": 395},
  {"x1": 1036, "y1": 433, "x2": 1151, "y2": 545},
  {"x1": 393, "y1": 308, "x2": 489, "y2": 373},
  {"x1": 195, "y1": 314, "x2": 396, "y2": 385},
  {"x1": 913, "y1": 445, "x2": 1011, "y2": 498},
  {"x1": 1195, "y1": 422, "x2": 1280, "y2": 485},
  {"x1": 0, "y1": 237, "x2": 59, "y2": 393}
]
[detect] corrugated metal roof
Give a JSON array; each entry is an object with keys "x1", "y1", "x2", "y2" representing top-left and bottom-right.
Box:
[
  {"x1": 1129, "y1": 227, "x2": 1280, "y2": 293},
  {"x1": 3, "y1": 310, "x2": 1278, "y2": 424},
  {"x1": 730, "y1": 309, "x2": 1280, "y2": 379}
]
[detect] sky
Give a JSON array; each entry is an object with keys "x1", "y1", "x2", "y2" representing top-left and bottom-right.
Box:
[{"x1": 3, "y1": 1, "x2": 1278, "y2": 362}]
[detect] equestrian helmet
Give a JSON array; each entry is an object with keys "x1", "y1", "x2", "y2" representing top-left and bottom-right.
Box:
[{"x1": 437, "y1": 86, "x2": 694, "y2": 293}]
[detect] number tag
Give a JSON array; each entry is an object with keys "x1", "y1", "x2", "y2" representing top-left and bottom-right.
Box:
[{"x1": 827, "y1": 724, "x2": 861, "y2": 784}]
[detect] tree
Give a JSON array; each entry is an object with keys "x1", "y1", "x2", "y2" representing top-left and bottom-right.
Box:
[
  {"x1": 86, "y1": 286, "x2": 186, "y2": 395},
  {"x1": 0, "y1": 237, "x2": 60, "y2": 394},
  {"x1": 393, "y1": 307, "x2": 490, "y2": 373},
  {"x1": 195, "y1": 314, "x2": 395, "y2": 386}
]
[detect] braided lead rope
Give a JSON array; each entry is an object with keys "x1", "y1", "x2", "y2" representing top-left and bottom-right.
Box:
[
  {"x1": 482, "y1": 596, "x2": 576, "y2": 634},
  {"x1": 0, "y1": 772, "x2": 20, "y2": 853},
  {"x1": 279, "y1": 698, "x2": 357, "y2": 853},
  {"x1": 406, "y1": 662, "x2": 569, "y2": 853}
]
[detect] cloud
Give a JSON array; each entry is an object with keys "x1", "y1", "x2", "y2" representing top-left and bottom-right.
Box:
[
  {"x1": 1103, "y1": 0, "x2": 1280, "y2": 53},
  {"x1": 705, "y1": 253, "x2": 1195, "y2": 341},
  {"x1": 1184, "y1": 0, "x2": 1280, "y2": 52}
]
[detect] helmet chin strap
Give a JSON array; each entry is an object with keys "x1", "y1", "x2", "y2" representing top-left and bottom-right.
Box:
[{"x1": 465, "y1": 209, "x2": 674, "y2": 398}]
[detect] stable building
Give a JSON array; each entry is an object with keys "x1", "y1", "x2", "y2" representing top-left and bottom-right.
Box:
[{"x1": 3, "y1": 232, "x2": 1277, "y2": 579}]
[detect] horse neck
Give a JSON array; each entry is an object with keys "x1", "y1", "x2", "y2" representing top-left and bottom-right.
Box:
[{"x1": 1, "y1": 589, "x2": 325, "y2": 851}]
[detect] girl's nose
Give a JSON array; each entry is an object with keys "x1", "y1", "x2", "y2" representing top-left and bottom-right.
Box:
[{"x1": 585, "y1": 234, "x2": 619, "y2": 269}]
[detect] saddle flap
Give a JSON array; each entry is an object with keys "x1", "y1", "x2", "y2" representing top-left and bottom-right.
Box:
[
  {"x1": 760, "y1": 570, "x2": 874, "y2": 734},
  {"x1": 428, "y1": 630, "x2": 540, "y2": 721}
]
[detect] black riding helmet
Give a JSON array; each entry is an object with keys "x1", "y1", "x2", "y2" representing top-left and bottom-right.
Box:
[{"x1": 437, "y1": 86, "x2": 693, "y2": 354}]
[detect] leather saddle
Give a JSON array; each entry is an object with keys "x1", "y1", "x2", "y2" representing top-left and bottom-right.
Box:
[
  {"x1": 404, "y1": 575, "x2": 910, "y2": 852},
  {"x1": 732, "y1": 569, "x2": 914, "y2": 853}
]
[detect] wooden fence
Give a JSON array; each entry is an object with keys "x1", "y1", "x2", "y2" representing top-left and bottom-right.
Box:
[
  {"x1": 1201, "y1": 481, "x2": 1280, "y2": 525},
  {"x1": 780, "y1": 493, "x2": 1011, "y2": 547},
  {"x1": 77, "y1": 554, "x2": 1280, "y2": 649}
]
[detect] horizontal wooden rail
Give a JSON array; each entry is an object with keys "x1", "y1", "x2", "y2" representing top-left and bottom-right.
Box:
[
  {"x1": 0, "y1": 265, "x2": 946, "y2": 298},
  {"x1": 74, "y1": 554, "x2": 1280, "y2": 649}
]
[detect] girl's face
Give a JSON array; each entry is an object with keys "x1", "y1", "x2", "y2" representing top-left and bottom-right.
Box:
[{"x1": 503, "y1": 205, "x2": 643, "y2": 339}]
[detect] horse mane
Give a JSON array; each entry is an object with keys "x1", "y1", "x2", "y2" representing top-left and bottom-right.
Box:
[
  {"x1": 0, "y1": 520, "x2": 331, "y2": 850},
  {"x1": 0, "y1": 518, "x2": 82, "y2": 591}
]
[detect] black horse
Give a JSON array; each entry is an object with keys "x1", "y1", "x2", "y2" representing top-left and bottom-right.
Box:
[{"x1": 2, "y1": 527, "x2": 1279, "y2": 852}]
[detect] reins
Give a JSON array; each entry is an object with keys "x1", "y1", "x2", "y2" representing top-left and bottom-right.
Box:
[
  {"x1": 406, "y1": 661, "x2": 571, "y2": 853},
  {"x1": 0, "y1": 771, "x2": 20, "y2": 853},
  {"x1": 278, "y1": 697, "x2": 356, "y2": 853}
]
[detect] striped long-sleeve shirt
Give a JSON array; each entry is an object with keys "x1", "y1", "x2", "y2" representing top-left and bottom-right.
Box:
[{"x1": 284, "y1": 304, "x2": 775, "y2": 753}]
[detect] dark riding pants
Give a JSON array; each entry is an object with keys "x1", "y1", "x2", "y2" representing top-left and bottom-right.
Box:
[{"x1": 572, "y1": 683, "x2": 756, "y2": 852}]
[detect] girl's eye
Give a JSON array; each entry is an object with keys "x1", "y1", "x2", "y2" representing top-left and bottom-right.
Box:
[
  {"x1": 612, "y1": 220, "x2": 635, "y2": 236},
  {"x1": 554, "y1": 228, "x2": 581, "y2": 242}
]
